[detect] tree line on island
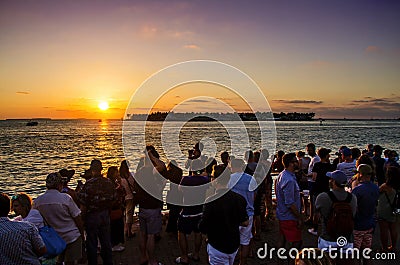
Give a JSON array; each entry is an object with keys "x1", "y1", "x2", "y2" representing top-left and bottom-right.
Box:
[{"x1": 125, "y1": 112, "x2": 315, "y2": 121}]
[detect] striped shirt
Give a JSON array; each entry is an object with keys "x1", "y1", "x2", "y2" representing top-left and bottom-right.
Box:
[{"x1": 0, "y1": 217, "x2": 45, "y2": 265}]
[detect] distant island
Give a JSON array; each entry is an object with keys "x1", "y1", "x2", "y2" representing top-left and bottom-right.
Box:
[{"x1": 125, "y1": 112, "x2": 315, "y2": 121}]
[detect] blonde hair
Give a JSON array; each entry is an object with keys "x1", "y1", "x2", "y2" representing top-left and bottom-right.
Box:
[{"x1": 296, "y1": 248, "x2": 333, "y2": 265}]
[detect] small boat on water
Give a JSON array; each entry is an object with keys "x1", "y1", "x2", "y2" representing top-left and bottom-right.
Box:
[{"x1": 26, "y1": 121, "x2": 38, "y2": 126}]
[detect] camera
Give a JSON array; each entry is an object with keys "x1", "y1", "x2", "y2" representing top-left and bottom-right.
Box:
[{"x1": 393, "y1": 208, "x2": 400, "y2": 216}]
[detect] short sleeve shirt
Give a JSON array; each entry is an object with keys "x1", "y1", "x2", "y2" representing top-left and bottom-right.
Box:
[
  {"x1": 336, "y1": 161, "x2": 356, "y2": 182},
  {"x1": 228, "y1": 172, "x2": 257, "y2": 217},
  {"x1": 315, "y1": 190, "x2": 357, "y2": 242},
  {"x1": 199, "y1": 189, "x2": 248, "y2": 254},
  {"x1": 180, "y1": 175, "x2": 210, "y2": 215},
  {"x1": 0, "y1": 217, "x2": 45, "y2": 265},
  {"x1": 78, "y1": 176, "x2": 116, "y2": 213},
  {"x1": 352, "y1": 181, "x2": 379, "y2": 230},
  {"x1": 34, "y1": 189, "x2": 81, "y2": 244},
  {"x1": 307, "y1": 155, "x2": 321, "y2": 181}
]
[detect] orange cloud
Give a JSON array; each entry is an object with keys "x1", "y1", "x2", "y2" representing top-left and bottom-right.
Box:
[
  {"x1": 140, "y1": 25, "x2": 158, "y2": 38},
  {"x1": 183, "y1": 44, "x2": 200, "y2": 50},
  {"x1": 16, "y1": 91, "x2": 30, "y2": 95},
  {"x1": 365, "y1": 46, "x2": 380, "y2": 53}
]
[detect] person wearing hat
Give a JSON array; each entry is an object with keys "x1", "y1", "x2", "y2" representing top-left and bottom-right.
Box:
[
  {"x1": 308, "y1": 148, "x2": 334, "y2": 236},
  {"x1": 78, "y1": 159, "x2": 116, "y2": 265},
  {"x1": 33, "y1": 172, "x2": 84, "y2": 265},
  {"x1": 336, "y1": 147, "x2": 356, "y2": 183},
  {"x1": 315, "y1": 170, "x2": 357, "y2": 252},
  {"x1": 351, "y1": 164, "x2": 379, "y2": 261},
  {"x1": 59, "y1": 168, "x2": 80, "y2": 207}
]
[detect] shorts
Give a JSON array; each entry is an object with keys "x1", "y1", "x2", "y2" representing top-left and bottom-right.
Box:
[
  {"x1": 353, "y1": 228, "x2": 373, "y2": 249},
  {"x1": 138, "y1": 208, "x2": 162, "y2": 235},
  {"x1": 57, "y1": 236, "x2": 82, "y2": 263},
  {"x1": 279, "y1": 220, "x2": 302, "y2": 243},
  {"x1": 239, "y1": 215, "x2": 253, "y2": 245},
  {"x1": 178, "y1": 214, "x2": 202, "y2": 234},
  {"x1": 125, "y1": 199, "x2": 135, "y2": 224},
  {"x1": 207, "y1": 243, "x2": 238, "y2": 265}
]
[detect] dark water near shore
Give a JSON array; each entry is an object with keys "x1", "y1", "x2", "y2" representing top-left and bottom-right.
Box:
[{"x1": 1, "y1": 119, "x2": 399, "y2": 199}]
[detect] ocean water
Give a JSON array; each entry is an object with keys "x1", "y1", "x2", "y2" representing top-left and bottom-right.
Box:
[{"x1": 1, "y1": 119, "x2": 399, "y2": 199}]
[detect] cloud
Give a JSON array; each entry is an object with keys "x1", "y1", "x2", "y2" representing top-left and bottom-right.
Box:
[
  {"x1": 314, "y1": 106, "x2": 400, "y2": 119},
  {"x1": 311, "y1": 96, "x2": 400, "y2": 119},
  {"x1": 350, "y1": 97, "x2": 400, "y2": 108},
  {"x1": 183, "y1": 44, "x2": 200, "y2": 50},
  {"x1": 365, "y1": 46, "x2": 380, "y2": 53},
  {"x1": 185, "y1": 99, "x2": 209, "y2": 103},
  {"x1": 140, "y1": 25, "x2": 158, "y2": 38},
  {"x1": 273, "y1": 100, "x2": 323, "y2": 104},
  {"x1": 16, "y1": 91, "x2": 30, "y2": 95}
]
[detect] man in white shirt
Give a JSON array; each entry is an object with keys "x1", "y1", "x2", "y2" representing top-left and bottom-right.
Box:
[
  {"x1": 306, "y1": 143, "x2": 320, "y2": 226},
  {"x1": 336, "y1": 147, "x2": 356, "y2": 183},
  {"x1": 34, "y1": 172, "x2": 84, "y2": 265}
]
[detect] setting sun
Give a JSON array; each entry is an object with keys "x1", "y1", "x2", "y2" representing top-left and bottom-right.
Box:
[{"x1": 98, "y1": 101, "x2": 109, "y2": 111}]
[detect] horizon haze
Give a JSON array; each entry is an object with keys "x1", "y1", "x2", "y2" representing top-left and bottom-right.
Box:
[{"x1": 1, "y1": 1, "x2": 399, "y2": 120}]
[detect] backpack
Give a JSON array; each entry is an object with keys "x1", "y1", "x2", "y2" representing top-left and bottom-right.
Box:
[{"x1": 326, "y1": 191, "x2": 354, "y2": 239}]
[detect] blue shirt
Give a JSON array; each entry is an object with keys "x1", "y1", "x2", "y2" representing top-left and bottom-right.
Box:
[
  {"x1": 228, "y1": 172, "x2": 257, "y2": 216},
  {"x1": 352, "y1": 181, "x2": 379, "y2": 230},
  {"x1": 276, "y1": 169, "x2": 301, "y2": 221},
  {"x1": 0, "y1": 217, "x2": 44, "y2": 265}
]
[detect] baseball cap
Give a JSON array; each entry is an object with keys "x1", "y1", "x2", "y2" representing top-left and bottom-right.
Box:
[
  {"x1": 356, "y1": 164, "x2": 372, "y2": 176},
  {"x1": 326, "y1": 170, "x2": 347, "y2": 186},
  {"x1": 340, "y1": 147, "x2": 352, "y2": 157},
  {"x1": 318, "y1": 148, "x2": 331, "y2": 158}
]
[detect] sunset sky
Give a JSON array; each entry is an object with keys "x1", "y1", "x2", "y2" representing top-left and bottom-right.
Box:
[{"x1": 1, "y1": 0, "x2": 399, "y2": 119}]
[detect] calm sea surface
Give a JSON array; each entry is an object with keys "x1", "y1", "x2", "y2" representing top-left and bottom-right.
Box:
[{"x1": 1, "y1": 119, "x2": 399, "y2": 199}]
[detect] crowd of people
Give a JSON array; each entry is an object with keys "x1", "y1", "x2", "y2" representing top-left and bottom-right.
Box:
[
  {"x1": 273, "y1": 143, "x2": 400, "y2": 265},
  {"x1": 0, "y1": 142, "x2": 399, "y2": 265}
]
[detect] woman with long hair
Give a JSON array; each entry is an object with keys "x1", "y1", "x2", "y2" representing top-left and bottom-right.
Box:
[
  {"x1": 107, "y1": 166, "x2": 126, "y2": 252},
  {"x1": 165, "y1": 160, "x2": 183, "y2": 234},
  {"x1": 377, "y1": 166, "x2": 400, "y2": 252},
  {"x1": 119, "y1": 160, "x2": 136, "y2": 238}
]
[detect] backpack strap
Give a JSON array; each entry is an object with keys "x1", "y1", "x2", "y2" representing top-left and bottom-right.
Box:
[
  {"x1": 327, "y1": 191, "x2": 338, "y2": 203},
  {"x1": 344, "y1": 193, "x2": 352, "y2": 203},
  {"x1": 328, "y1": 190, "x2": 352, "y2": 203}
]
